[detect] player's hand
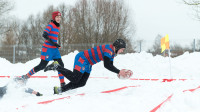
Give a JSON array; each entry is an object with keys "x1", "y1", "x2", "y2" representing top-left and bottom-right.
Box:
[
  {"x1": 55, "y1": 43, "x2": 61, "y2": 48},
  {"x1": 117, "y1": 69, "x2": 133, "y2": 79}
]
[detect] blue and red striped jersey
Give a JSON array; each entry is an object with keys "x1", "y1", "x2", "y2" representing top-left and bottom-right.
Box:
[
  {"x1": 42, "y1": 22, "x2": 60, "y2": 48},
  {"x1": 84, "y1": 44, "x2": 115, "y2": 65}
]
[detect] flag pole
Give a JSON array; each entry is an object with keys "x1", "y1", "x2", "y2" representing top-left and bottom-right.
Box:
[
  {"x1": 168, "y1": 45, "x2": 174, "y2": 94},
  {"x1": 168, "y1": 49, "x2": 172, "y2": 79},
  {"x1": 161, "y1": 34, "x2": 172, "y2": 79}
]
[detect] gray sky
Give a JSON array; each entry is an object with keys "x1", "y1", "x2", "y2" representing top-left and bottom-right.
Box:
[
  {"x1": 125, "y1": 0, "x2": 200, "y2": 50},
  {"x1": 10, "y1": 0, "x2": 200, "y2": 50}
]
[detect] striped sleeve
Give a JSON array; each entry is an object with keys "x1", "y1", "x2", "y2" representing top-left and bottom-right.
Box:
[
  {"x1": 44, "y1": 24, "x2": 53, "y2": 33},
  {"x1": 103, "y1": 45, "x2": 113, "y2": 59}
]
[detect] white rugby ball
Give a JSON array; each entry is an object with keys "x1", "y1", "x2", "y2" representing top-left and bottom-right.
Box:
[{"x1": 118, "y1": 69, "x2": 133, "y2": 79}]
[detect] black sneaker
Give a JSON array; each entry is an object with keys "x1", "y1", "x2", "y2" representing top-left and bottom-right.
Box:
[
  {"x1": 44, "y1": 61, "x2": 59, "y2": 72},
  {"x1": 54, "y1": 86, "x2": 62, "y2": 94}
]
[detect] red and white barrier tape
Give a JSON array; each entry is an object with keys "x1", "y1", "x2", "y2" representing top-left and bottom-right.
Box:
[
  {"x1": 0, "y1": 76, "x2": 190, "y2": 82},
  {"x1": 16, "y1": 85, "x2": 140, "y2": 109},
  {"x1": 151, "y1": 85, "x2": 200, "y2": 112},
  {"x1": 15, "y1": 84, "x2": 200, "y2": 111},
  {"x1": 150, "y1": 94, "x2": 173, "y2": 112},
  {"x1": 183, "y1": 85, "x2": 200, "y2": 92},
  {"x1": 130, "y1": 78, "x2": 188, "y2": 82}
]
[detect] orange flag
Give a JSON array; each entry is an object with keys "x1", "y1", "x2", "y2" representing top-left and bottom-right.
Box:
[{"x1": 161, "y1": 34, "x2": 169, "y2": 53}]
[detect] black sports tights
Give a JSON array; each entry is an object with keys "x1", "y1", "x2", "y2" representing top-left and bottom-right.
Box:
[
  {"x1": 56, "y1": 66, "x2": 90, "y2": 92},
  {"x1": 34, "y1": 58, "x2": 64, "y2": 73}
]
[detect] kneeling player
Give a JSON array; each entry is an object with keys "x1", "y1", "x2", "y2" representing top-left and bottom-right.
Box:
[{"x1": 44, "y1": 39, "x2": 133, "y2": 94}]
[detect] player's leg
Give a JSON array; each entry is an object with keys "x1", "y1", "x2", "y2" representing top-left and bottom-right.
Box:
[
  {"x1": 14, "y1": 46, "x2": 52, "y2": 84},
  {"x1": 54, "y1": 58, "x2": 66, "y2": 87},
  {"x1": 45, "y1": 62, "x2": 83, "y2": 83},
  {"x1": 44, "y1": 52, "x2": 85, "y2": 80},
  {"x1": 28, "y1": 59, "x2": 49, "y2": 77},
  {"x1": 52, "y1": 48, "x2": 66, "y2": 87},
  {"x1": 53, "y1": 52, "x2": 91, "y2": 94},
  {"x1": 14, "y1": 59, "x2": 49, "y2": 84},
  {"x1": 25, "y1": 88, "x2": 43, "y2": 96},
  {"x1": 59, "y1": 72, "x2": 90, "y2": 93}
]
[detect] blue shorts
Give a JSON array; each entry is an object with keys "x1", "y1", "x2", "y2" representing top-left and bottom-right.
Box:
[
  {"x1": 40, "y1": 47, "x2": 61, "y2": 61},
  {"x1": 73, "y1": 52, "x2": 92, "y2": 74}
]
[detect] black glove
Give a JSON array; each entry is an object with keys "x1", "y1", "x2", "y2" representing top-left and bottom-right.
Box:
[
  {"x1": 43, "y1": 32, "x2": 49, "y2": 40},
  {"x1": 54, "y1": 43, "x2": 61, "y2": 48},
  {"x1": 36, "y1": 92, "x2": 43, "y2": 96},
  {"x1": 43, "y1": 32, "x2": 61, "y2": 48}
]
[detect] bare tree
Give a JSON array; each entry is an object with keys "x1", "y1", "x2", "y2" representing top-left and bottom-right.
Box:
[
  {"x1": 1, "y1": 18, "x2": 20, "y2": 47},
  {"x1": 183, "y1": 0, "x2": 200, "y2": 5},
  {"x1": 57, "y1": 4, "x2": 74, "y2": 54},
  {"x1": 171, "y1": 43, "x2": 183, "y2": 51},
  {"x1": 196, "y1": 39, "x2": 200, "y2": 51},
  {"x1": 62, "y1": 0, "x2": 135, "y2": 52},
  {"x1": 0, "y1": 0, "x2": 13, "y2": 15},
  {"x1": 170, "y1": 43, "x2": 184, "y2": 57},
  {"x1": 183, "y1": 0, "x2": 200, "y2": 20},
  {"x1": 27, "y1": 14, "x2": 43, "y2": 47},
  {"x1": 1, "y1": 0, "x2": 136, "y2": 63},
  {"x1": 0, "y1": 0, "x2": 14, "y2": 34},
  {"x1": 149, "y1": 34, "x2": 163, "y2": 55},
  {"x1": 14, "y1": 0, "x2": 136, "y2": 54},
  {"x1": 0, "y1": 19, "x2": 20, "y2": 62}
]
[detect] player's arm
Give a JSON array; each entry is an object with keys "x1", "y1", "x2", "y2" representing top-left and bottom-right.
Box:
[
  {"x1": 103, "y1": 56, "x2": 120, "y2": 74},
  {"x1": 104, "y1": 56, "x2": 133, "y2": 79},
  {"x1": 43, "y1": 32, "x2": 60, "y2": 48},
  {"x1": 25, "y1": 88, "x2": 43, "y2": 96}
]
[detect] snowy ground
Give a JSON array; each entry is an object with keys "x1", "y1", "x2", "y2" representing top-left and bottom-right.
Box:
[{"x1": 0, "y1": 51, "x2": 200, "y2": 112}]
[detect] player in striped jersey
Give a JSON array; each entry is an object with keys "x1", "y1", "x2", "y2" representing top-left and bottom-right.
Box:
[
  {"x1": 14, "y1": 11, "x2": 66, "y2": 87},
  {"x1": 44, "y1": 39, "x2": 133, "y2": 94}
]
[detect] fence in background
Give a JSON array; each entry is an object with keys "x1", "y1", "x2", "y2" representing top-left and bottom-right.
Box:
[
  {"x1": 0, "y1": 44, "x2": 98, "y2": 63},
  {"x1": 0, "y1": 39, "x2": 199, "y2": 63},
  {"x1": 1, "y1": 43, "x2": 128, "y2": 63}
]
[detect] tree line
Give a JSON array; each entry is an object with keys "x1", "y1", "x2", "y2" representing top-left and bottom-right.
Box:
[
  {"x1": 0, "y1": 0, "x2": 199, "y2": 63},
  {"x1": 0, "y1": 0, "x2": 135, "y2": 52}
]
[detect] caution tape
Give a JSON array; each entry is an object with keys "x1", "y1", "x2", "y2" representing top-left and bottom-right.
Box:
[
  {"x1": 16, "y1": 85, "x2": 140, "y2": 109},
  {"x1": 130, "y1": 78, "x2": 188, "y2": 82},
  {"x1": 0, "y1": 76, "x2": 190, "y2": 82},
  {"x1": 15, "y1": 84, "x2": 200, "y2": 111},
  {"x1": 151, "y1": 85, "x2": 200, "y2": 112},
  {"x1": 183, "y1": 85, "x2": 200, "y2": 92},
  {"x1": 101, "y1": 86, "x2": 139, "y2": 93},
  {"x1": 150, "y1": 94, "x2": 173, "y2": 112}
]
